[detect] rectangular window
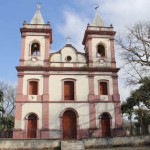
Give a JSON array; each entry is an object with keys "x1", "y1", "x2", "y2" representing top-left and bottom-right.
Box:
[
  {"x1": 100, "y1": 82, "x2": 108, "y2": 95},
  {"x1": 64, "y1": 81, "x2": 74, "y2": 100},
  {"x1": 29, "y1": 81, "x2": 38, "y2": 95}
]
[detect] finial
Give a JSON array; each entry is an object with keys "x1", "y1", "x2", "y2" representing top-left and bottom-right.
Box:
[
  {"x1": 66, "y1": 36, "x2": 71, "y2": 44},
  {"x1": 37, "y1": 3, "x2": 41, "y2": 10},
  {"x1": 23, "y1": 21, "x2": 27, "y2": 25}
]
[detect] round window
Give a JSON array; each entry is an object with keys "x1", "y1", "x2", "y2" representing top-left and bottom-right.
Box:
[{"x1": 66, "y1": 56, "x2": 72, "y2": 62}]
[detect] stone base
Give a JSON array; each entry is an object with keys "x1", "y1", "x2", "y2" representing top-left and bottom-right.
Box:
[
  {"x1": 0, "y1": 136, "x2": 149, "y2": 149},
  {"x1": 40, "y1": 128, "x2": 50, "y2": 138}
]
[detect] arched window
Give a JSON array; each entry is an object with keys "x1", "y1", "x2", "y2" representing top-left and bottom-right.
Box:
[
  {"x1": 31, "y1": 43, "x2": 40, "y2": 55},
  {"x1": 29, "y1": 81, "x2": 38, "y2": 95},
  {"x1": 97, "y1": 44, "x2": 105, "y2": 57},
  {"x1": 64, "y1": 81, "x2": 74, "y2": 100},
  {"x1": 100, "y1": 82, "x2": 108, "y2": 95}
]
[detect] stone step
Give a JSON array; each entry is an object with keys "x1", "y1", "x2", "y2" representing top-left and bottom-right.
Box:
[{"x1": 61, "y1": 140, "x2": 85, "y2": 150}]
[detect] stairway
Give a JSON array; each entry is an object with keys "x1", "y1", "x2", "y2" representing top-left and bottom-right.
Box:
[{"x1": 61, "y1": 140, "x2": 85, "y2": 150}]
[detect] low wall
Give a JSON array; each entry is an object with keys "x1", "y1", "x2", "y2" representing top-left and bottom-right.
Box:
[
  {"x1": 83, "y1": 135, "x2": 150, "y2": 149},
  {"x1": 0, "y1": 139, "x2": 60, "y2": 150},
  {"x1": 0, "y1": 136, "x2": 149, "y2": 150}
]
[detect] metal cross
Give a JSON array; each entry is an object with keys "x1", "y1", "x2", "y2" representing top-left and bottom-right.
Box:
[
  {"x1": 37, "y1": 3, "x2": 41, "y2": 10},
  {"x1": 66, "y1": 36, "x2": 71, "y2": 44}
]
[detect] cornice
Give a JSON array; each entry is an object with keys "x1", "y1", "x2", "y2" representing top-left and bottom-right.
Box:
[
  {"x1": 16, "y1": 66, "x2": 120, "y2": 73},
  {"x1": 82, "y1": 30, "x2": 116, "y2": 45},
  {"x1": 20, "y1": 28, "x2": 52, "y2": 34},
  {"x1": 20, "y1": 28, "x2": 52, "y2": 43}
]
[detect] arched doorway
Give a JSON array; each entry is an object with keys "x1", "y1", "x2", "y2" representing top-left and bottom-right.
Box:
[
  {"x1": 101, "y1": 113, "x2": 111, "y2": 137},
  {"x1": 27, "y1": 113, "x2": 37, "y2": 138},
  {"x1": 62, "y1": 110, "x2": 77, "y2": 139}
]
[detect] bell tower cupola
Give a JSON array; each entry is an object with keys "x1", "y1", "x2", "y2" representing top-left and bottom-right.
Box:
[
  {"x1": 82, "y1": 11, "x2": 116, "y2": 68},
  {"x1": 19, "y1": 4, "x2": 52, "y2": 67}
]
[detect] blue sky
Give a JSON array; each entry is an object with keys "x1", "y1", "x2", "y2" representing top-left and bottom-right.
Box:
[{"x1": 0, "y1": 0, "x2": 150, "y2": 100}]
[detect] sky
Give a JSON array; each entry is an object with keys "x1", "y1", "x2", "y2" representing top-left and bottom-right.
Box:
[{"x1": 0, "y1": 0, "x2": 150, "y2": 100}]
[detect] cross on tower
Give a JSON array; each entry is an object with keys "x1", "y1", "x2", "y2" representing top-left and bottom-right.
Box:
[
  {"x1": 66, "y1": 36, "x2": 71, "y2": 44},
  {"x1": 37, "y1": 3, "x2": 41, "y2": 10}
]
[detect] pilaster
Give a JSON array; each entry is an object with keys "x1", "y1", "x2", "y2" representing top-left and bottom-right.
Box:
[
  {"x1": 16, "y1": 73, "x2": 24, "y2": 101},
  {"x1": 88, "y1": 74, "x2": 96, "y2": 129},
  {"x1": 19, "y1": 34, "x2": 26, "y2": 66},
  {"x1": 112, "y1": 74, "x2": 120, "y2": 101},
  {"x1": 110, "y1": 37, "x2": 116, "y2": 68},
  {"x1": 44, "y1": 35, "x2": 50, "y2": 66},
  {"x1": 41, "y1": 72, "x2": 50, "y2": 138},
  {"x1": 87, "y1": 39, "x2": 93, "y2": 67}
]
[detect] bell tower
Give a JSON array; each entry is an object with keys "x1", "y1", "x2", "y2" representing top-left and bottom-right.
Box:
[
  {"x1": 82, "y1": 12, "x2": 116, "y2": 68},
  {"x1": 19, "y1": 4, "x2": 52, "y2": 67},
  {"x1": 82, "y1": 11, "x2": 122, "y2": 135},
  {"x1": 13, "y1": 4, "x2": 52, "y2": 139}
]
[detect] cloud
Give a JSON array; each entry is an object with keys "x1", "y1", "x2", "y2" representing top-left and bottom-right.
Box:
[
  {"x1": 57, "y1": 0, "x2": 150, "y2": 100},
  {"x1": 102, "y1": 0, "x2": 150, "y2": 30},
  {"x1": 118, "y1": 80, "x2": 130, "y2": 101},
  {"x1": 57, "y1": 9, "x2": 90, "y2": 51},
  {"x1": 58, "y1": 0, "x2": 150, "y2": 50}
]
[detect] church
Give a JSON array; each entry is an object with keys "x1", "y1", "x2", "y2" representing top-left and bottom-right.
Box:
[{"x1": 13, "y1": 5, "x2": 122, "y2": 139}]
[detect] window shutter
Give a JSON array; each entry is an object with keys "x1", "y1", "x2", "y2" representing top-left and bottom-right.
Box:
[
  {"x1": 29, "y1": 81, "x2": 38, "y2": 95},
  {"x1": 100, "y1": 82, "x2": 108, "y2": 95},
  {"x1": 64, "y1": 81, "x2": 74, "y2": 100}
]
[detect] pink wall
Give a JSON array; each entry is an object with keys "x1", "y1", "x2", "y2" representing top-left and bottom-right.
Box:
[
  {"x1": 19, "y1": 34, "x2": 26, "y2": 66},
  {"x1": 13, "y1": 103, "x2": 22, "y2": 139}
]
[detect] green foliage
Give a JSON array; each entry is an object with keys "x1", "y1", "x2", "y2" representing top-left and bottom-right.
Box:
[
  {"x1": 0, "y1": 106, "x2": 5, "y2": 114},
  {"x1": 122, "y1": 76, "x2": 150, "y2": 134},
  {"x1": 121, "y1": 97, "x2": 136, "y2": 117},
  {"x1": 0, "y1": 82, "x2": 16, "y2": 130},
  {"x1": 0, "y1": 90, "x2": 3, "y2": 102},
  {"x1": 130, "y1": 77, "x2": 150, "y2": 108},
  {"x1": 121, "y1": 98, "x2": 135, "y2": 134},
  {"x1": 0, "y1": 90, "x2": 5, "y2": 114},
  {"x1": 0, "y1": 115, "x2": 14, "y2": 130},
  {"x1": 134, "y1": 108, "x2": 150, "y2": 134}
]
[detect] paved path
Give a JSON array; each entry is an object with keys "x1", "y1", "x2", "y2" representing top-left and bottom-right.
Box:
[{"x1": 86, "y1": 146, "x2": 150, "y2": 150}]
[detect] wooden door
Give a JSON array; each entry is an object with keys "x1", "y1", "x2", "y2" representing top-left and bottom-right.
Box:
[
  {"x1": 62, "y1": 110, "x2": 77, "y2": 139},
  {"x1": 101, "y1": 114, "x2": 111, "y2": 137},
  {"x1": 27, "y1": 114, "x2": 37, "y2": 138}
]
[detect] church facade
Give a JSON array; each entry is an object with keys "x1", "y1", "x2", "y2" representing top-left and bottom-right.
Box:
[{"x1": 13, "y1": 6, "x2": 122, "y2": 139}]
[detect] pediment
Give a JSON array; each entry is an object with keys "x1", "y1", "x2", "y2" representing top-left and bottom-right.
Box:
[{"x1": 50, "y1": 44, "x2": 86, "y2": 63}]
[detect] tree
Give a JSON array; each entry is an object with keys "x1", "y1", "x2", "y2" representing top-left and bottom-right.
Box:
[
  {"x1": 116, "y1": 21, "x2": 150, "y2": 85},
  {"x1": 122, "y1": 77, "x2": 150, "y2": 135},
  {"x1": 131, "y1": 77, "x2": 150, "y2": 109},
  {"x1": 0, "y1": 81, "x2": 16, "y2": 116},
  {"x1": 121, "y1": 97, "x2": 136, "y2": 135},
  {"x1": 0, "y1": 81, "x2": 16, "y2": 129},
  {"x1": 134, "y1": 108, "x2": 150, "y2": 134},
  {"x1": 0, "y1": 90, "x2": 5, "y2": 114}
]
